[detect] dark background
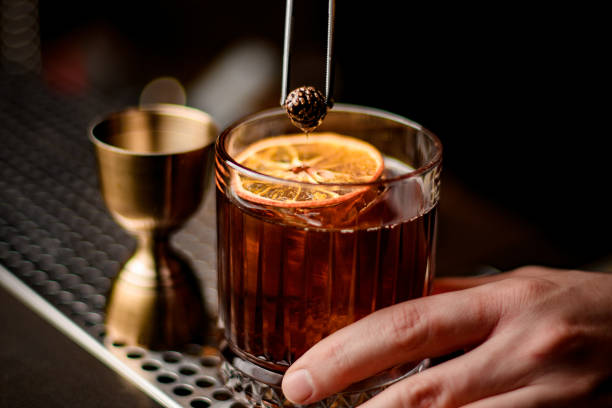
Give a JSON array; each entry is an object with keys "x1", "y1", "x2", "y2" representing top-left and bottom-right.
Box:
[{"x1": 36, "y1": 1, "x2": 610, "y2": 275}]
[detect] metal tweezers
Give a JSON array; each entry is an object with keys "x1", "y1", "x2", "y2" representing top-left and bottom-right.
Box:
[{"x1": 280, "y1": 0, "x2": 336, "y2": 108}]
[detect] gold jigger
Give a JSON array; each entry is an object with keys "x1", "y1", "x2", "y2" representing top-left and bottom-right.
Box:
[{"x1": 90, "y1": 104, "x2": 218, "y2": 350}]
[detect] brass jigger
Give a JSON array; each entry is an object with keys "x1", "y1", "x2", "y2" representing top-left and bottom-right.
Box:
[{"x1": 90, "y1": 104, "x2": 218, "y2": 350}]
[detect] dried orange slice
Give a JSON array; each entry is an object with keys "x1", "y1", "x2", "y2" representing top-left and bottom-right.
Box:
[{"x1": 232, "y1": 132, "x2": 384, "y2": 207}]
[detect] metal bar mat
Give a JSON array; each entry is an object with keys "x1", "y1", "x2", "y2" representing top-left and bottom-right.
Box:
[{"x1": 0, "y1": 74, "x2": 242, "y2": 408}]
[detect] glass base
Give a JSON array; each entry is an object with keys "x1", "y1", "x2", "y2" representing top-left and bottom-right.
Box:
[{"x1": 219, "y1": 343, "x2": 430, "y2": 407}]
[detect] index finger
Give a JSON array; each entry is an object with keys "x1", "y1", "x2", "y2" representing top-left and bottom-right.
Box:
[
  {"x1": 432, "y1": 266, "x2": 559, "y2": 294},
  {"x1": 432, "y1": 274, "x2": 504, "y2": 294},
  {"x1": 281, "y1": 284, "x2": 502, "y2": 405}
]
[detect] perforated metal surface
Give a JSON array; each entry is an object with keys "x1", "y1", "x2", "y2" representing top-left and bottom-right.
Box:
[{"x1": 0, "y1": 74, "x2": 241, "y2": 407}]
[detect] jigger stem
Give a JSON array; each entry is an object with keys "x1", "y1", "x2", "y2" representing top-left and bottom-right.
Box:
[
  {"x1": 120, "y1": 232, "x2": 186, "y2": 287},
  {"x1": 105, "y1": 232, "x2": 208, "y2": 350}
]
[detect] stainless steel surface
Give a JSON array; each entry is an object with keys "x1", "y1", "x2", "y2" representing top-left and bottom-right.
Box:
[
  {"x1": 0, "y1": 75, "x2": 242, "y2": 407},
  {"x1": 280, "y1": 0, "x2": 335, "y2": 106},
  {"x1": 0, "y1": 257, "x2": 238, "y2": 408},
  {"x1": 0, "y1": 271, "x2": 166, "y2": 408},
  {"x1": 0, "y1": 0, "x2": 41, "y2": 74}
]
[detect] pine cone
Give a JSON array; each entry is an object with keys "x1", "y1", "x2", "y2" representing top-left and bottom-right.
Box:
[{"x1": 284, "y1": 86, "x2": 328, "y2": 133}]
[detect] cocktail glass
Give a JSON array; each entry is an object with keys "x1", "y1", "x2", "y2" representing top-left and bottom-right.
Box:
[{"x1": 215, "y1": 104, "x2": 442, "y2": 407}]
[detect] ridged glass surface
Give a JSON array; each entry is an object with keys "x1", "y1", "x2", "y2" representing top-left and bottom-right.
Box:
[{"x1": 217, "y1": 188, "x2": 437, "y2": 369}]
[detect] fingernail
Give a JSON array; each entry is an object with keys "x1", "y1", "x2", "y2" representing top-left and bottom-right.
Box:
[{"x1": 283, "y1": 369, "x2": 314, "y2": 404}]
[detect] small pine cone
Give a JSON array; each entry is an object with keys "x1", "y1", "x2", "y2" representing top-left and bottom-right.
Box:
[{"x1": 284, "y1": 86, "x2": 328, "y2": 133}]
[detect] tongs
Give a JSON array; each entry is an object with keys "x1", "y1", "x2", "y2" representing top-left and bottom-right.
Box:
[{"x1": 281, "y1": 0, "x2": 336, "y2": 109}]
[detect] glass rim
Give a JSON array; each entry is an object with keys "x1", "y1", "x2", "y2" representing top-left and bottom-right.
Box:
[{"x1": 215, "y1": 103, "x2": 443, "y2": 188}]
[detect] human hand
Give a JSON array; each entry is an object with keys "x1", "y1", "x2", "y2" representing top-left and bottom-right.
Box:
[{"x1": 281, "y1": 266, "x2": 612, "y2": 407}]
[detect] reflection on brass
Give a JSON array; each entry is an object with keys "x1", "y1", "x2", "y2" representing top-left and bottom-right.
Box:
[{"x1": 90, "y1": 104, "x2": 218, "y2": 350}]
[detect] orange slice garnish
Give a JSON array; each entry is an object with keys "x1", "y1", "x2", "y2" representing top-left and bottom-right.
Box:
[{"x1": 232, "y1": 132, "x2": 384, "y2": 207}]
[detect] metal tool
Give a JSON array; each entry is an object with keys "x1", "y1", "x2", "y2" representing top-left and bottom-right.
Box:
[
  {"x1": 90, "y1": 104, "x2": 218, "y2": 350},
  {"x1": 280, "y1": 0, "x2": 336, "y2": 107}
]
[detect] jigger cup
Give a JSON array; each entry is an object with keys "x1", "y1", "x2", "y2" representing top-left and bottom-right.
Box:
[{"x1": 90, "y1": 104, "x2": 218, "y2": 350}]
